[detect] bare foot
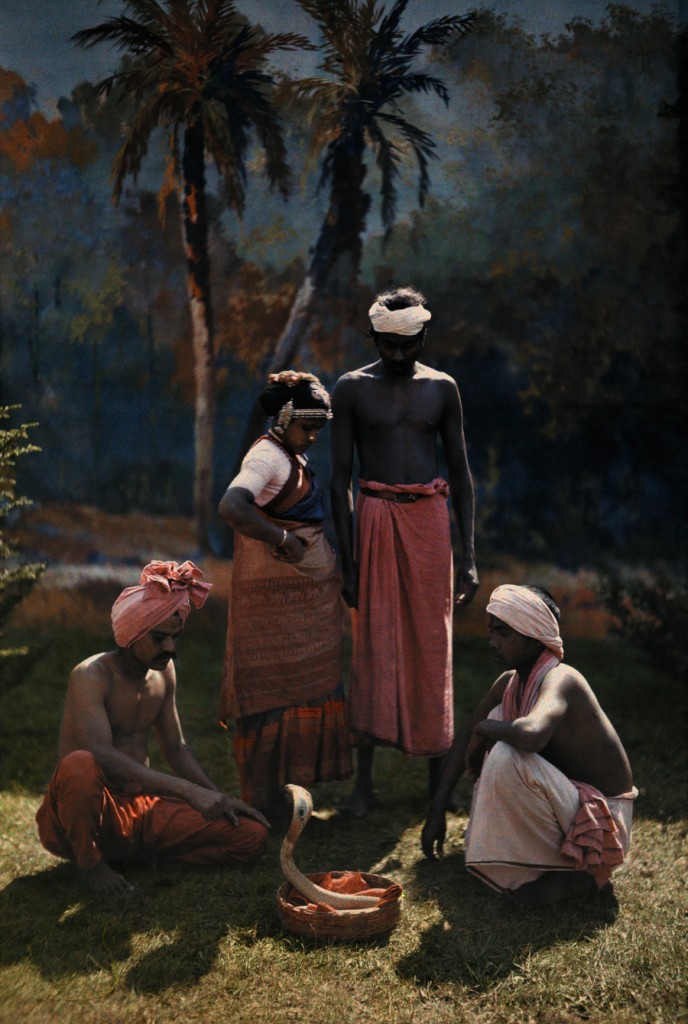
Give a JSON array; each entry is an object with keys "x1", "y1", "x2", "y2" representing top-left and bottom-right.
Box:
[
  {"x1": 506, "y1": 871, "x2": 597, "y2": 908},
  {"x1": 78, "y1": 861, "x2": 136, "y2": 899},
  {"x1": 339, "y1": 788, "x2": 376, "y2": 819}
]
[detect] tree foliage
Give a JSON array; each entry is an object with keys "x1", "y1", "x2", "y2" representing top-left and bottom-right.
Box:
[
  {"x1": 0, "y1": 5, "x2": 683, "y2": 569},
  {"x1": 0, "y1": 406, "x2": 45, "y2": 694},
  {"x1": 72, "y1": 0, "x2": 312, "y2": 548}
]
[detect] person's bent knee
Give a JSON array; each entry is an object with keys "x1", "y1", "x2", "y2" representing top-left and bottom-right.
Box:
[
  {"x1": 233, "y1": 820, "x2": 269, "y2": 865},
  {"x1": 57, "y1": 750, "x2": 99, "y2": 775},
  {"x1": 53, "y1": 750, "x2": 105, "y2": 791},
  {"x1": 485, "y1": 740, "x2": 520, "y2": 769}
]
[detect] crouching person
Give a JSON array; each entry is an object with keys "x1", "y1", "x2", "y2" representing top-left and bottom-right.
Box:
[
  {"x1": 36, "y1": 560, "x2": 269, "y2": 899},
  {"x1": 421, "y1": 584, "x2": 637, "y2": 907}
]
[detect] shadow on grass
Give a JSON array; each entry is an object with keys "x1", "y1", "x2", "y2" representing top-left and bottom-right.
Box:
[
  {"x1": 0, "y1": 795, "x2": 414, "y2": 992},
  {"x1": 0, "y1": 856, "x2": 282, "y2": 993},
  {"x1": 396, "y1": 850, "x2": 619, "y2": 991}
]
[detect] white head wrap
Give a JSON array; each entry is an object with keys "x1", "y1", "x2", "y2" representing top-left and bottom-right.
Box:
[
  {"x1": 486, "y1": 584, "x2": 564, "y2": 660},
  {"x1": 368, "y1": 301, "x2": 431, "y2": 336}
]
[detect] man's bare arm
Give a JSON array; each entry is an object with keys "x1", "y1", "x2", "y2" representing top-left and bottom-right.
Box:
[
  {"x1": 473, "y1": 671, "x2": 569, "y2": 753},
  {"x1": 421, "y1": 674, "x2": 509, "y2": 859},
  {"x1": 63, "y1": 666, "x2": 268, "y2": 827},
  {"x1": 438, "y1": 379, "x2": 478, "y2": 606},
  {"x1": 153, "y1": 674, "x2": 221, "y2": 791},
  {"x1": 330, "y1": 377, "x2": 358, "y2": 607},
  {"x1": 144, "y1": 670, "x2": 270, "y2": 827}
]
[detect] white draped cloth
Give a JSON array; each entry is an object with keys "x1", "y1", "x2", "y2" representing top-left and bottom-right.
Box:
[{"x1": 464, "y1": 708, "x2": 636, "y2": 892}]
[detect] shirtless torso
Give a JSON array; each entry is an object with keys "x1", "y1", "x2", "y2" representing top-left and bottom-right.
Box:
[
  {"x1": 477, "y1": 666, "x2": 633, "y2": 796},
  {"x1": 336, "y1": 361, "x2": 459, "y2": 482},
  {"x1": 331, "y1": 344, "x2": 478, "y2": 607},
  {"x1": 43, "y1": 614, "x2": 268, "y2": 897},
  {"x1": 58, "y1": 650, "x2": 168, "y2": 766}
]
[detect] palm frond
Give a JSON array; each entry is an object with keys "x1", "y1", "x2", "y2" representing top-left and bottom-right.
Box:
[
  {"x1": 376, "y1": 110, "x2": 435, "y2": 204},
  {"x1": 201, "y1": 101, "x2": 247, "y2": 211},
  {"x1": 401, "y1": 12, "x2": 476, "y2": 52},
  {"x1": 71, "y1": 16, "x2": 171, "y2": 57},
  {"x1": 120, "y1": 0, "x2": 172, "y2": 30},
  {"x1": 110, "y1": 88, "x2": 196, "y2": 198},
  {"x1": 378, "y1": 71, "x2": 452, "y2": 107},
  {"x1": 366, "y1": 118, "x2": 402, "y2": 229}
]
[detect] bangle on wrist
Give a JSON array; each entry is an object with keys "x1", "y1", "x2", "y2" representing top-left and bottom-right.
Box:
[{"x1": 279, "y1": 529, "x2": 288, "y2": 546}]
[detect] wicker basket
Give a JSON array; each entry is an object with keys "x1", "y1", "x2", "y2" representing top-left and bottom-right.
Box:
[{"x1": 276, "y1": 871, "x2": 402, "y2": 942}]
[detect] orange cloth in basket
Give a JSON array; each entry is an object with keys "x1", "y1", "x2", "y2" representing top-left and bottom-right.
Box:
[{"x1": 286, "y1": 871, "x2": 402, "y2": 913}]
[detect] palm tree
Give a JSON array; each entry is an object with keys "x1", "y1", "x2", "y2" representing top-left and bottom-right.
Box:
[
  {"x1": 72, "y1": 0, "x2": 310, "y2": 548},
  {"x1": 237, "y1": 0, "x2": 475, "y2": 455}
]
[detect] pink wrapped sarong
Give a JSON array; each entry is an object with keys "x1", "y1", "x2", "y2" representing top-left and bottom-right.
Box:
[{"x1": 350, "y1": 478, "x2": 453, "y2": 756}]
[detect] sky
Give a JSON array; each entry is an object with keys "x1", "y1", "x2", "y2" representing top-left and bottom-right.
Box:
[{"x1": 0, "y1": 0, "x2": 682, "y2": 115}]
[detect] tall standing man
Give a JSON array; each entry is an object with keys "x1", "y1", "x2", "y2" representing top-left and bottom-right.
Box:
[{"x1": 330, "y1": 287, "x2": 478, "y2": 816}]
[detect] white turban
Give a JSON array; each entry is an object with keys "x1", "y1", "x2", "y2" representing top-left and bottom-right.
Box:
[
  {"x1": 368, "y1": 301, "x2": 431, "y2": 336},
  {"x1": 486, "y1": 584, "x2": 564, "y2": 660}
]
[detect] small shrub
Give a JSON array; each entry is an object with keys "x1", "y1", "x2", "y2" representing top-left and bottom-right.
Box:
[
  {"x1": 0, "y1": 405, "x2": 45, "y2": 694},
  {"x1": 598, "y1": 571, "x2": 688, "y2": 674}
]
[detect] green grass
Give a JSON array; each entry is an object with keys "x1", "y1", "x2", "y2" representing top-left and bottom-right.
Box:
[{"x1": 0, "y1": 619, "x2": 686, "y2": 1024}]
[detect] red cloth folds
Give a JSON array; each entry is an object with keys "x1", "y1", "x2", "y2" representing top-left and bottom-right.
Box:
[
  {"x1": 561, "y1": 781, "x2": 626, "y2": 887},
  {"x1": 112, "y1": 560, "x2": 212, "y2": 647},
  {"x1": 36, "y1": 750, "x2": 267, "y2": 868},
  {"x1": 351, "y1": 477, "x2": 453, "y2": 756}
]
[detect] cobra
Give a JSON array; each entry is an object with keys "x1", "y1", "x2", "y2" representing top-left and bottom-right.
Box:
[{"x1": 279, "y1": 784, "x2": 382, "y2": 909}]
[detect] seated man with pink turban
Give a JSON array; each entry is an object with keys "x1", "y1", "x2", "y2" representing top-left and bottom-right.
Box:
[
  {"x1": 36, "y1": 561, "x2": 269, "y2": 899},
  {"x1": 421, "y1": 584, "x2": 637, "y2": 907}
]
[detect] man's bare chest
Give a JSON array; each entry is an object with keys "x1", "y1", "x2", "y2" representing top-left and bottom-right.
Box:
[
  {"x1": 106, "y1": 680, "x2": 165, "y2": 735},
  {"x1": 355, "y1": 382, "x2": 444, "y2": 430}
]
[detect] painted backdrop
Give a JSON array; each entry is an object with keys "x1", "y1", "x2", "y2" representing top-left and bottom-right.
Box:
[{"x1": 0, "y1": 1, "x2": 684, "y2": 569}]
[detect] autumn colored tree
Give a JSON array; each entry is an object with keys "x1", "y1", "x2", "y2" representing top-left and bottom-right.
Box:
[{"x1": 72, "y1": 0, "x2": 310, "y2": 548}]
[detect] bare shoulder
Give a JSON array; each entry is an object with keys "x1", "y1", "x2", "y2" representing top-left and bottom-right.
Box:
[
  {"x1": 416, "y1": 364, "x2": 461, "y2": 401},
  {"x1": 483, "y1": 670, "x2": 513, "y2": 705},
  {"x1": 333, "y1": 364, "x2": 378, "y2": 390},
  {"x1": 68, "y1": 652, "x2": 116, "y2": 690},
  {"x1": 415, "y1": 363, "x2": 457, "y2": 385},
  {"x1": 542, "y1": 661, "x2": 592, "y2": 697}
]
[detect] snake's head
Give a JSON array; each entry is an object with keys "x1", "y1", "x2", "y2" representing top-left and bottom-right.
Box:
[{"x1": 284, "y1": 784, "x2": 313, "y2": 832}]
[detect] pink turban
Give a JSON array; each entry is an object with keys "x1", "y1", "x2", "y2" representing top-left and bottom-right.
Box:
[
  {"x1": 111, "y1": 560, "x2": 212, "y2": 648},
  {"x1": 486, "y1": 584, "x2": 564, "y2": 660}
]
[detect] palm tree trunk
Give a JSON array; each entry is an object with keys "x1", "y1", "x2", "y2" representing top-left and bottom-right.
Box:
[
  {"x1": 181, "y1": 118, "x2": 216, "y2": 551},
  {"x1": 233, "y1": 133, "x2": 370, "y2": 472}
]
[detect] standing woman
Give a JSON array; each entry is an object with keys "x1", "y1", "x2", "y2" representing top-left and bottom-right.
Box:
[{"x1": 219, "y1": 371, "x2": 351, "y2": 823}]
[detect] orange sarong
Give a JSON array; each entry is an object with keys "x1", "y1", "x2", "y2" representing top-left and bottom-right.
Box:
[
  {"x1": 36, "y1": 750, "x2": 267, "y2": 869},
  {"x1": 350, "y1": 478, "x2": 454, "y2": 756}
]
